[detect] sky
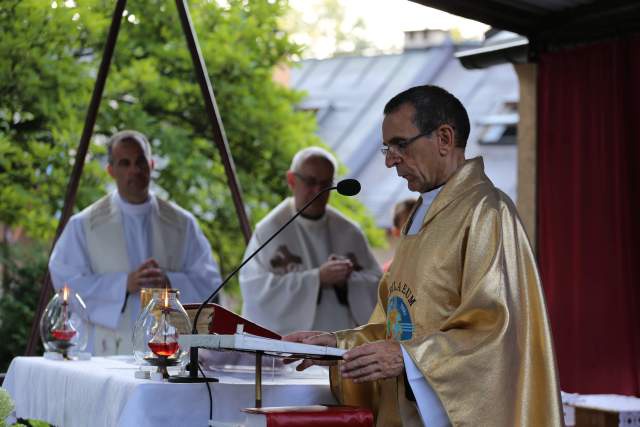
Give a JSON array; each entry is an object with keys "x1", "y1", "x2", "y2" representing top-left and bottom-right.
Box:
[{"x1": 288, "y1": 0, "x2": 490, "y2": 58}]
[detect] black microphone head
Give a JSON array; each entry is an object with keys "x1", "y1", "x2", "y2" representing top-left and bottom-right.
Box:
[{"x1": 336, "y1": 179, "x2": 361, "y2": 196}]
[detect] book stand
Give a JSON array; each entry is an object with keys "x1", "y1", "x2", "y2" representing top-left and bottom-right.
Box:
[{"x1": 178, "y1": 327, "x2": 345, "y2": 408}]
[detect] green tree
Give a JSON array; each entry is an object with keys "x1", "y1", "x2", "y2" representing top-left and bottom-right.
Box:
[
  {"x1": 1, "y1": 3, "x2": 109, "y2": 372},
  {"x1": 0, "y1": 0, "x2": 108, "y2": 242},
  {"x1": 0, "y1": 242, "x2": 46, "y2": 372},
  {"x1": 0, "y1": 0, "x2": 383, "y2": 312},
  {"x1": 86, "y1": 0, "x2": 319, "y2": 288}
]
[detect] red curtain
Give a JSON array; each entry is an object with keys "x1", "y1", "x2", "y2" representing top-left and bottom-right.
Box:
[{"x1": 538, "y1": 34, "x2": 640, "y2": 395}]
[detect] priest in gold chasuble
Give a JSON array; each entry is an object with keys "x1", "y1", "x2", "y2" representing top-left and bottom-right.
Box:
[{"x1": 285, "y1": 85, "x2": 564, "y2": 427}]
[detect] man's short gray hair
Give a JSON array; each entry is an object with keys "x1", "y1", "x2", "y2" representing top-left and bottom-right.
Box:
[
  {"x1": 289, "y1": 146, "x2": 338, "y2": 175},
  {"x1": 107, "y1": 130, "x2": 152, "y2": 164}
]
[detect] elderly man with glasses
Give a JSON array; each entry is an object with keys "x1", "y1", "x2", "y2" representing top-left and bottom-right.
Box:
[
  {"x1": 239, "y1": 147, "x2": 381, "y2": 335},
  {"x1": 285, "y1": 86, "x2": 563, "y2": 427}
]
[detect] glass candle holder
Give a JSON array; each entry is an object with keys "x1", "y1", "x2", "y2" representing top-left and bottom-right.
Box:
[
  {"x1": 132, "y1": 289, "x2": 191, "y2": 376},
  {"x1": 40, "y1": 285, "x2": 89, "y2": 359}
]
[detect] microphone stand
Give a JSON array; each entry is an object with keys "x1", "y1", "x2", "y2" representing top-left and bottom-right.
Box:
[{"x1": 175, "y1": 183, "x2": 344, "y2": 382}]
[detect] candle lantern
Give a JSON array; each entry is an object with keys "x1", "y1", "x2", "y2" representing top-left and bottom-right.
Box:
[
  {"x1": 40, "y1": 285, "x2": 89, "y2": 359},
  {"x1": 132, "y1": 288, "x2": 191, "y2": 378}
]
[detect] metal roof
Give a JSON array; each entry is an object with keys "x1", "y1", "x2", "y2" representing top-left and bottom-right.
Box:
[{"x1": 292, "y1": 43, "x2": 518, "y2": 227}]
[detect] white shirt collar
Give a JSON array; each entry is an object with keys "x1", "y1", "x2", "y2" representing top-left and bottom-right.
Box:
[
  {"x1": 407, "y1": 186, "x2": 443, "y2": 235},
  {"x1": 114, "y1": 191, "x2": 152, "y2": 216}
]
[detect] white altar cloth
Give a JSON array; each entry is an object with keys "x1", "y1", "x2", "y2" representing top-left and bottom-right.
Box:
[{"x1": 2, "y1": 356, "x2": 335, "y2": 427}]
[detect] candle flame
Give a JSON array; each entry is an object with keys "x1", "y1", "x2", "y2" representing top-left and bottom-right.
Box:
[
  {"x1": 63, "y1": 285, "x2": 69, "y2": 302},
  {"x1": 164, "y1": 288, "x2": 169, "y2": 308}
]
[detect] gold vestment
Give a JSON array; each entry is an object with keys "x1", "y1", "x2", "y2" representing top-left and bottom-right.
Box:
[{"x1": 331, "y1": 158, "x2": 564, "y2": 426}]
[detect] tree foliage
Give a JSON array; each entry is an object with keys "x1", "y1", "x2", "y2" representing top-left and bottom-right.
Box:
[
  {"x1": 0, "y1": 0, "x2": 384, "y2": 311},
  {"x1": 0, "y1": 242, "x2": 46, "y2": 372},
  {"x1": 0, "y1": 0, "x2": 107, "y2": 241}
]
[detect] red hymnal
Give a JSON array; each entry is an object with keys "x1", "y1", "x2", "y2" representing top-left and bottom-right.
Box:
[{"x1": 242, "y1": 405, "x2": 373, "y2": 427}]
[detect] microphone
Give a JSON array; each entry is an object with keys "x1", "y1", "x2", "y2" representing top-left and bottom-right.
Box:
[
  {"x1": 183, "y1": 178, "x2": 361, "y2": 380},
  {"x1": 336, "y1": 179, "x2": 360, "y2": 196}
]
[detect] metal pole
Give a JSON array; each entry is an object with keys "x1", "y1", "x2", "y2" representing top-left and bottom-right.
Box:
[
  {"x1": 25, "y1": 0, "x2": 128, "y2": 356},
  {"x1": 174, "y1": 0, "x2": 252, "y2": 243},
  {"x1": 255, "y1": 351, "x2": 263, "y2": 408}
]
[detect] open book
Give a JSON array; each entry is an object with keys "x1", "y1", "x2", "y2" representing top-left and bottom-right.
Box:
[{"x1": 178, "y1": 331, "x2": 346, "y2": 360}]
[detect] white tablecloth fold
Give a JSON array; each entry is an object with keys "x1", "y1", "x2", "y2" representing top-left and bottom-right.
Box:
[{"x1": 2, "y1": 356, "x2": 335, "y2": 427}]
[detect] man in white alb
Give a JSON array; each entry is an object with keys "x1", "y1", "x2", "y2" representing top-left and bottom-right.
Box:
[
  {"x1": 239, "y1": 147, "x2": 381, "y2": 335},
  {"x1": 49, "y1": 130, "x2": 221, "y2": 355}
]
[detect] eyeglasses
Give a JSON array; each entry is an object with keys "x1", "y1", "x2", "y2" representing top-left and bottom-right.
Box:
[
  {"x1": 293, "y1": 172, "x2": 334, "y2": 188},
  {"x1": 380, "y1": 130, "x2": 434, "y2": 157}
]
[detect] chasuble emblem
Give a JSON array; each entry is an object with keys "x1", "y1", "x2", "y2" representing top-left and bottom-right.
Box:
[
  {"x1": 270, "y1": 245, "x2": 303, "y2": 274},
  {"x1": 386, "y1": 295, "x2": 414, "y2": 340}
]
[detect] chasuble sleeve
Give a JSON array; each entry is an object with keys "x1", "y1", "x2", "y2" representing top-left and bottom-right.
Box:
[
  {"x1": 401, "y1": 196, "x2": 563, "y2": 426},
  {"x1": 49, "y1": 216, "x2": 128, "y2": 330}
]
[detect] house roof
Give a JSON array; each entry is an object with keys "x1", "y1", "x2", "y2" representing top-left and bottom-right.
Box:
[{"x1": 292, "y1": 43, "x2": 518, "y2": 227}]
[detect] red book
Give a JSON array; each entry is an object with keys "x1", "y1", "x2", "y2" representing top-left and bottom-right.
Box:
[
  {"x1": 242, "y1": 405, "x2": 373, "y2": 427},
  {"x1": 183, "y1": 303, "x2": 281, "y2": 340}
]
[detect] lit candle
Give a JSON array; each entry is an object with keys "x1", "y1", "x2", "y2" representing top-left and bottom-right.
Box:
[
  {"x1": 52, "y1": 284, "x2": 77, "y2": 342},
  {"x1": 164, "y1": 288, "x2": 169, "y2": 308}
]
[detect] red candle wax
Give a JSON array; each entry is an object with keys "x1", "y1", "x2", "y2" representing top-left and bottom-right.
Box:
[
  {"x1": 148, "y1": 341, "x2": 180, "y2": 357},
  {"x1": 52, "y1": 329, "x2": 76, "y2": 341}
]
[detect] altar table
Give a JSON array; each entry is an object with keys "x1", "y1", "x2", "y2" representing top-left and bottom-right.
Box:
[{"x1": 2, "y1": 356, "x2": 336, "y2": 427}]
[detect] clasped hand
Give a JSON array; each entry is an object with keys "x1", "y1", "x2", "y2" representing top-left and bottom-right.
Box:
[
  {"x1": 126, "y1": 258, "x2": 170, "y2": 293},
  {"x1": 319, "y1": 254, "x2": 353, "y2": 288}
]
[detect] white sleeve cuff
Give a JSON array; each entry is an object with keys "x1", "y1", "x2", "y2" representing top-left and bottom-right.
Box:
[{"x1": 400, "y1": 345, "x2": 451, "y2": 427}]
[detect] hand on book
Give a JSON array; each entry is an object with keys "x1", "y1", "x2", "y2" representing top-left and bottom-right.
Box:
[
  {"x1": 340, "y1": 340, "x2": 403, "y2": 383},
  {"x1": 282, "y1": 331, "x2": 338, "y2": 370}
]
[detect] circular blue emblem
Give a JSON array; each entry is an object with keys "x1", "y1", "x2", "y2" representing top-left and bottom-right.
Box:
[{"x1": 386, "y1": 295, "x2": 413, "y2": 340}]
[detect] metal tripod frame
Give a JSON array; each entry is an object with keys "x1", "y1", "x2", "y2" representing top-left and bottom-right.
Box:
[{"x1": 25, "y1": 0, "x2": 252, "y2": 355}]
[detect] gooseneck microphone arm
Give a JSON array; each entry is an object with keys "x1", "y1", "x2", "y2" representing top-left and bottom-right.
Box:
[
  {"x1": 185, "y1": 179, "x2": 360, "y2": 379},
  {"x1": 190, "y1": 178, "x2": 361, "y2": 334}
]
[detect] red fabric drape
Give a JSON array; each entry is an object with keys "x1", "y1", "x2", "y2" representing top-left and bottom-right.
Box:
[{"x1": 538, "y1": 34, "x2": 640, "y2": 395}]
